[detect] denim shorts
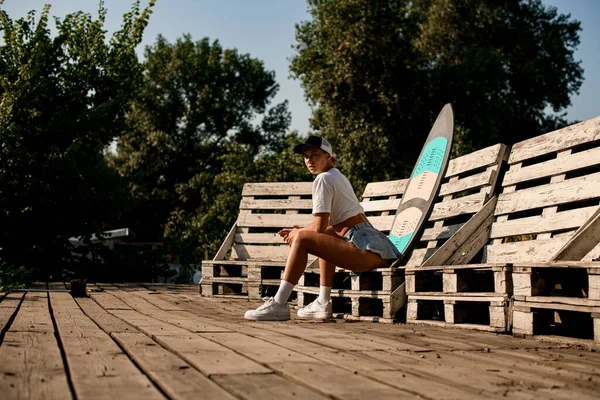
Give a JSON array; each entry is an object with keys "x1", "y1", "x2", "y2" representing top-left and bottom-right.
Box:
[{"x1": 344, "y1": 222, "x2": 402, "y2": 261}]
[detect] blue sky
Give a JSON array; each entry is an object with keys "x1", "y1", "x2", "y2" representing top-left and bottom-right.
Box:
[{"x1": 2, "y1": 0, "x2": 599, "y2": 134}]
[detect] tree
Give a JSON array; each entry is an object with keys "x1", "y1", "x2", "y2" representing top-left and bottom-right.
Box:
[
  {"x1": 0, "y1": 0, "x2": 155, "y2": 280},
  {"x1": 290, "y1": 0, "x2": 583, "y2": 191},
  {"x1": 111, "y1": 35, "x2": 293, "y2": 261}
]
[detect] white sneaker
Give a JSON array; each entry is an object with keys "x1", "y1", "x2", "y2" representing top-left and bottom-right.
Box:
[
  {"x1": 244, "y1": 297, "x2": 290, "y2": 321},
  {"x1": 297, "y1": 298, "x2": 333, "y2": 319}
]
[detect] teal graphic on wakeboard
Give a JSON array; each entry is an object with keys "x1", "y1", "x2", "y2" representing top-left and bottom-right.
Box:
[{"x1": 389, "y1": 104, "x2": 454, "y2": 260}]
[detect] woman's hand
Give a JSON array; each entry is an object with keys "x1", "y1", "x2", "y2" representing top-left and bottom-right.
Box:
[{"x1": 278, "y1": 225, "x2": 300, "y2": 245}]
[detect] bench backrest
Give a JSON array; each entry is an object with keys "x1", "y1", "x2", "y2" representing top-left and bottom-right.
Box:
[
  {"x1": 229, "y1": 182, "x2": 314, "y2": 262},
  {"x1": 362, "y1": 143, "x2": 509, "y2": 266},
  {"x1": 485, "y1": 116, "x2": 600, "y2": 263}
]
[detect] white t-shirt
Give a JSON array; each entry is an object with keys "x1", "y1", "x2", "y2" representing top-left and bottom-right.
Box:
[{"x1": 312, "y1": 168, "x2": 364, "y2": 226}]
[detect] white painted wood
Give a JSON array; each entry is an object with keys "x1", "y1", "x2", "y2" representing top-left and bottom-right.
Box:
[
  {"x1": 237, "y1": 213, "x2": 314, "y2": 228},
  {"x1": 512, "y1": 273, "x2": 532, "y2": 297},
  {"x1": 431, "y1": 192, "x2": 486, "y2": 221},
  {"x1": 239, "y1": 198, "x2": 312, "y2": 210},
  {"x1": 552, "y1": 206, "x2": 600, "y2": 261},
  {"x1": 213, "y1": 223, "x2": 237, "y2": 261},
  {"x1": 235, "y1": 233, "x2": 282, "y2": 245},
  {"x1": 489, "y1": 305, "x2": 507, "y2": 329},
  {"x1": 439, "y1": 169, "x2": 493, "y2": 197},
  {"x1": 495, "y1": 171, "x2": 600, "y2": 216},
  {"x1": 508, "y1": 116, "x2": 600, "y2": 164},
  {"x1": 512, "y1": 309, "x2": 534, "y2": 336},
  {"x1": 504, "y1": 146, "x2": 600, "y2": 186},
  {"x1": 242, "y1": 182, "x2": 313, "y2": 196},
  {"x1": 422, "y1": 196, "x2": 497, "y2": 267},
  {"x1": 361, "y1": 179, "x2": 407, "y2": 198},
  {"x1": 490, "y1": 206, "x2": 598, "y2": 239},
  {"x1": 446, "y1": 144, "x2": 507, "y2": 177}
]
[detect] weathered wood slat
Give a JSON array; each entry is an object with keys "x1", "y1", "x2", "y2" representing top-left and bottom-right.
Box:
[
  {"x1": 0, "y1": 292, "x2": 24, "y2": 332},
  {"x1": 508, "y1": 116, "x2": 600, "y2": 164},
  {"x1": 212, "y1": 373, "x2": 328, "y2": 400},
  {"x1": 490, "y1": 205, "x2": 598, "y2": 239},
  {"x1": 367, "y1": 215, "x2": 395, "y2": 232},
  {"x1": 237, "y1": 213, "x2": 314, "y2": 228},
  {"x1": 551, "y1": 206, "x2": 600, "y2": 261},
  {"x1": 10, "y1": 293, "x2": 54, "y2": 333},
  {"x1": 495, "y1": 171, "x2": 600, "y2": 215},
  {"x1": 50, "y1": 293, "x2": 165, "y2": 400},
  {"x1": 439, "y1": 168, "x2": 493, "y2": 197},
  {"x1": 232, "y1": 244, "x2": 317, "y2": 262},
  {"x1": 242, "y1": 182, "x2": 313, "y2": 196},
  {"x1": 504, "y1": 146, "x2": 600, "y2": 186},
  {"x1": 484, "y1": 237, "x2": 600, "y2": 263},
  {"x1": 0, "y1": 332, "x2": 72, "y2": 400},
  {"x1": 431, "y1": 192, "x2": 486, "y2": 221},
  {"x1": 361, "y1": 179, "x2": 407, "y2": 197},
  {"x1": 239, "y1": 198, "x2": 313, "y2": 210},
  {"x1": 422, "y1": 196, "x2": 497, "y2": 267},
  {"x1": 235, "y1": 233, "x2": 282, "y2": 244},
  {"x1": 446, "y1": 144, "x2": 507, "y2": 177},
  {"x1": 112, "y1": 332, "x2": 238, "y2": 400}
]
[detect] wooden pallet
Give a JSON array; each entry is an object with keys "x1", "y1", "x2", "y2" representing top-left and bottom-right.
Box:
[
  {"x1": 295, "y1": 143, "x2": 509, "y2": 321},
  {"x1": 491, "y1": 117, "x2": 600, "y2": 342},
  {"x1": 296, "y1": 289, "x2": 401, "y2": 322},
  {"x1": 406, "y1": 297, "x2": 509, "y2": 332},
  {"x1": 201, "y1": 182, "x2": 314, "y2": 299},
  {"x1": 511, "y1": 261, "x2": 600, "y2": 342}
]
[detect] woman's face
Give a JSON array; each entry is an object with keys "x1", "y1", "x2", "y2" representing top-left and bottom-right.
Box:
[{"x1": 302, "y1": 147, "x2": 331, "y2": 174}]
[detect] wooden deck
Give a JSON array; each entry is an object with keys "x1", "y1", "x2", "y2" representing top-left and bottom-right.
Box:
[{"x1": 1, "y1": 283, "x2": 599, "y2": 399}]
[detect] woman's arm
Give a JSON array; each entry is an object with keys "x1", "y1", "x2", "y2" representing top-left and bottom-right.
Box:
[{"x1": 279, "y1": 213, "x2": 330, "y2": 243}]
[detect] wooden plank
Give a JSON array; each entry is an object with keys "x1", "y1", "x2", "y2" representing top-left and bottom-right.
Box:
[
  {"x1": 89, "y1": 292, "x2": 133, "y2": 310},
  {"x1": 239, "y1": 198, "x2": 313, "y2": 210},
  {"x1": 269, "y1": 361, "x2": 417, "y2": 399},
  {"x1": 484, "y1": 237, "x2": 600, "y2": 263},
  {"x1": 111, "y1": 332, "x2": 238, "y2": 400},
  {"x1": 446, "y1": 143, "x2": 506, "y2": 177},
  {"x1": 235, "y1": 232, "x2": 282, "y2": 244},
  {"x1": 0, "y1": 332, "x2": 72, "y2": 400},
  {"x1": 0, "y1": 292, "x2": 24, "y2": 332},
  {"x1": 237, "y1": 213, "x2": 314, "y2": 228},
  {"x1": 552, "y1": 206, "x2": 600, "y2": 261},
  {"x1": 212, "y1": 373, "x2": 328, "y2": 400},
  {"x1": 153, "y1": 334, "x2": 271, "y2": 376},
  {"x1": 10, "y1": 292, "x2": 54, "y2": 333},
  {"x1": 242, "y1": 182, "x2": 313, "y2": 196},
  {"x1": 49, "y1": 293, "x2": 165, "y2": 400},
  {"x1": 422, "y1": 196, "x2": 497, "y2": 267},
  {"x1": 495, "y1": 171, "x2": 600, "y2": 215},
  {"x1": 490, "y1": 205, "x2": 597, "y2": 238},
  {"x1": 233, "y1": 244, "x2": 294, "y2": 261},
  {"x1": 362, "y1": 179, "x2": 407, "y2": 197},
  {"x1": 439, "y1": 168, "x2": 493, "y2": 197},
  {"x1": 368, "y1": 215, "x2": 395, "y2": 232},
  {"x1": 74, "y1": 297, "x2": 134, "y2": 334},
  {"x1": 212, "y1": 223, "x2": 237, "y2": 261},
  {"x1": 430, "y1": 192, "x2": 486, "y2": 221},
  {"x1": 504, "y1": 146, "x2": 600, "y2": 186},
  {"x1": 508, "y1": 116, "x2": 600, "y2": 164}
]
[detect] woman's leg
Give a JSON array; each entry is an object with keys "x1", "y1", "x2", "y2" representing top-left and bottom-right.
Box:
[
  {"x1": 319, "y1": 227, "x2": 342, "y2": 287},
  {"x1": 282, "y1": 230, "x2": 388, "y2": 285}
]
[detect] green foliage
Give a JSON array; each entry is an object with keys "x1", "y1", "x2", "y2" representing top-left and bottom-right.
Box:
[
  {"x1": 0, "y1": 260, "x2": 32, "y2": 291},
  {"x1": 291, "y1": 0, "x2": 583, "y2": 189},
  {"x1": 111, "y1": 35, "x2": 294, "y2": 262},
  {"x1": 0, "y1": 1, "x2": 155, "y2": 280}
]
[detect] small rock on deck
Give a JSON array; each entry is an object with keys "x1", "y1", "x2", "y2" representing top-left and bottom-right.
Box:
[{"x1": 0, "y1": 283, "x2": 599, "y2": 399}]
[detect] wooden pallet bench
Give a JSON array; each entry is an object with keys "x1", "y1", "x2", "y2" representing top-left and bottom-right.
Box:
[
  {"x1": 201, "y1": 182, "x2": 315, "y2": 299},
  {"x1": 407, "y1": 116, "x2": 600, "y2": 339},
  {"x1": 296, "y1": 143, "x2": 509, "y2": 321}
]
